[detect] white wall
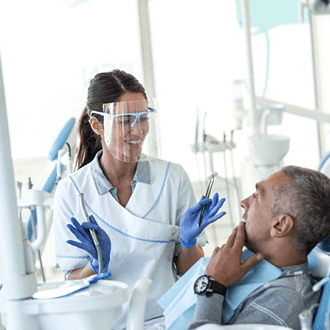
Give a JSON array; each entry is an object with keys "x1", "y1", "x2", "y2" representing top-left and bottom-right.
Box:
[
  {"x1": 0, "y1": 0, "x2": 327, "y2": 184},
  {"x1": 313, "y1": 14, "x2": 330, "y2": 155},
  {"x1": 0, "y1": 0, "x2": 144, "y2": 160},
  {"x1": 149, "y1": 1, "x2": 323, "y2": 184}
]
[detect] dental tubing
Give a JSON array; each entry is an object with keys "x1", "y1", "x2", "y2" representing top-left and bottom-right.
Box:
[{"x1": 79, "y1": 193, "x2": 103, "y2": 274}]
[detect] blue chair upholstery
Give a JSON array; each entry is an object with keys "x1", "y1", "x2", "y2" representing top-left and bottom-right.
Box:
[
  {"x1": 318, "y1": 152, "x2": 330, "y2": 253},
  {"x1": 48, "y1": 118, "x2": 75, "y2": 162},
  {"x1": 318, "y1": 150, "x2": 330, "y2": 174},
  {"x1": 313, "y1": 279, "x2": 330, "y2": 330},
  {"x1": 308, "y1": 245, "x2": 330, "y2": 330}
]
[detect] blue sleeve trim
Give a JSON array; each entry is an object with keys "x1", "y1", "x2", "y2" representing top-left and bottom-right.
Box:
[
  {"x1": 69, "y1": 175, "x2": 175, "y2": 244},
  {"x1": 56, "y1": 255, "x2": 90, "y2": 260}
]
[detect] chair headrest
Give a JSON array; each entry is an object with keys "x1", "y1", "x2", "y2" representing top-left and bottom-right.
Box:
[
  {"x1": 308, "y1": 245, "x2": 330, "y2": 279},
  {"x1": 48, "y1": 117, "x2": 76, "y2": 161}
]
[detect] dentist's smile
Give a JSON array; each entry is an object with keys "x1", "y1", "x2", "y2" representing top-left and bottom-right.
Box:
[{"x1": 125, "y1": 139, "x2": 142, "y2": 145}]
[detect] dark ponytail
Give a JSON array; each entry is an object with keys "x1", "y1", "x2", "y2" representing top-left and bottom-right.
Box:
[
  {"x1": 75, "y1": 70, "x2": 147, "y2": 170},
  {"x1": 75, "y1": 107, "x2": 103, "y2": 170}
]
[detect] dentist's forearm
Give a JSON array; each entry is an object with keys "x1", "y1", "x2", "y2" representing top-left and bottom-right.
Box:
[
  {"x1": 68, "y1": 262, "x2": 96, "y2": 280},
  {"x1": 177, "y1": 244, "x2": 204, "y2": 274}
]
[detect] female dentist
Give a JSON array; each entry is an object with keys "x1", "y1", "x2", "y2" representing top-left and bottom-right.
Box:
[{"x1": 53, "y1": 70, "x2": 226, "y2": 329}]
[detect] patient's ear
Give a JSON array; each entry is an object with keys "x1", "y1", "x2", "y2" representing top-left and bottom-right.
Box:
[
  {"x1": 90, "y1": 117, "x2": 103, "y2": 136},
  {"x1": 270, "y1": 214, "x2": 294, "y2": 237}
]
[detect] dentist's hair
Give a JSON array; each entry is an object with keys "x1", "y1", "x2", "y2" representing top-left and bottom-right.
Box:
[
  {"x1": 75, "y1": 70, "x2": 147, "y2": 170},
  {"x1": 269, "y1": 166, "x2": 330, "y2": 254}
]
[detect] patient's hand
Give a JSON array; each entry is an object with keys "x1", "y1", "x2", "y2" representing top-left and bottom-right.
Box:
[{"x1": 205, "y1": 221, "x2": 264, "y2": 287}]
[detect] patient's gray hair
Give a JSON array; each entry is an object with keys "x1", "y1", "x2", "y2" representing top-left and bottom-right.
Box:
[{"x1": 269, "y1": 166, "x2": 330, "y2": 254}]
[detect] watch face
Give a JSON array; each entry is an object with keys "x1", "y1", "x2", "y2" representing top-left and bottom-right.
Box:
[{"x1": 194, "y1": 275, "x2": 209, "y2": 294}]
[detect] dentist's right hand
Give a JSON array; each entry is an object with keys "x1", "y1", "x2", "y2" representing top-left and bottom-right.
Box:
[
  {"x1": 67, "y1": 215, "x2": 111, "y2": 274},
  {"x1": 179, "y1": 193, "x2": 226, "y2": 248}
]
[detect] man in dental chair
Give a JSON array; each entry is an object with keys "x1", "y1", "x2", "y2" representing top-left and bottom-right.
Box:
[{"x1": 188, "y1": 166, "x2": 330, "y2": 330}]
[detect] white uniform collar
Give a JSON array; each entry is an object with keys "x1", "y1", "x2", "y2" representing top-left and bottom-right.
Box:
[{"x1": 90, "y1": 150, "x2": 151, "y2": 195}]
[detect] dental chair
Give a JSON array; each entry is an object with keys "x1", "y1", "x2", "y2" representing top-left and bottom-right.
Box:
[
  {"x1": 194, "y1": 242, "x2": 330, "y2": 330},
  {"x1": 24, "y1": 117, "x2": 76, "y2": 239},
  {"x1": 308, "y1": 243, "x2": 330, "y2": 330},
  {"x1": 195, "y1": 326, "x2": 292, "y2": 330}
]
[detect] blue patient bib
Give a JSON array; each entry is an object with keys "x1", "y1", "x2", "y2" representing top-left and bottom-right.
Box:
[
  {"x1": 222, "y1": 249, "x2": 283, "y2": 323},
  {"x1": 158, "y1": 250, "x2": 283, "y2": 330}
]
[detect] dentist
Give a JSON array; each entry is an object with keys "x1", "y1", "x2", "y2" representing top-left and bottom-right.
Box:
[{"x1": 53, "y1": 70, "x2": 226, "y2": 329}]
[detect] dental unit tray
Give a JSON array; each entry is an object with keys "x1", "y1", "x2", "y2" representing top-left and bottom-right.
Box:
[{"x1": 32, "y1": 272, "x2": 111, "y2": 299}]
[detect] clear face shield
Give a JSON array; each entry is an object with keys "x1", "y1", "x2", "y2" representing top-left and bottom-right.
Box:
[{"x1": 90, "y1": 99, "x2": 160, "y2": 163}]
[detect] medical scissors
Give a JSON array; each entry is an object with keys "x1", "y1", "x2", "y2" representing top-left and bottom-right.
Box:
[
  {"x1": 197, "y1": 172, "x2": 218, "y2": 227},
  {"x1": 79, "y1": 193, "x2": 103, "y2": 274}
]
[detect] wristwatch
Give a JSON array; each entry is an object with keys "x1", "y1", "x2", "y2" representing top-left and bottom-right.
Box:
[{"x1": 194, "y1": 275, "x2": 227, "y2": 297}]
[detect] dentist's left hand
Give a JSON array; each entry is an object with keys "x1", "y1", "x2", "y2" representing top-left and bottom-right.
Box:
[
  {"x1": 67, "y1": 215, "x2": 111, "y2": 274},
  {"x1": 179, "y1": 193, "x2": 226, "y2": 248}
]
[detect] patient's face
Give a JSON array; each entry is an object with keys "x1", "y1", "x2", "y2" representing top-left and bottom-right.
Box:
[{"x1": 240, "y1": 171, "x2": 291, "y2": 254}]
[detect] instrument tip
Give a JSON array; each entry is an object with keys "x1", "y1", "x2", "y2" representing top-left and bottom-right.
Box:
[{"x1": 206, "y1": 172, "x2": 218, "y2": 181}]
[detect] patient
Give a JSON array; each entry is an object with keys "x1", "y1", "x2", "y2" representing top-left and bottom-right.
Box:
[{"x1": 188, "y1": 166, "x2": 330, "y2": 330}]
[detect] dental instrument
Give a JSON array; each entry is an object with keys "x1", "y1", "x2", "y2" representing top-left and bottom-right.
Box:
[
  {"x1": 66, "y1": 142, "x2": 72, "y2": 175},
  {"x1": 198, "y1": 172, "x2": 218, "y2": 228},
  {"x1": 192, "y1": 110, "x2": 239, "y2": 233},
  {"x1": 180, "y1": 193, "x2": 226, "y2": 248},
  {"x1": 79, "y1": 193, "x2": 103, "y2": 275},
  {"x1": 229, "y1": 130, "x2": 242, "y2": 218},
  {"x1": 222, "y1": 132, "x2": 235, "y2": 230},
  {"x1": 202, "y1": 112, "x2": 208, "y2": 180},
  {"x1": 30, "y1": 206, "x2": 46, "y2": 283},
  {"x1": 27, "y1": 177, "x2": 47, "y2": 282},
  {"x1": 16, "y1": 181, "x2": 23, "y2": 221},
  {"x1": 56, "y1": 149, "x2": 64, "y2": 184},
  {"x1": 16, "y1": 181, "x2": 22, "y2": 198},
  {"x1": 56, "y1": 142, "x2": 73, "y2": 185}
]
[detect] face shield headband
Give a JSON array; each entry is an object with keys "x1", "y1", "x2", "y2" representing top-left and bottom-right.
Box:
[{"x1": 91, "y1": 108, "x2": 155, "y2": 128}]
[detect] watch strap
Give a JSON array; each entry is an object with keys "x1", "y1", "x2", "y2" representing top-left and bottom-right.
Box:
[{"x1": 207, "y1": 277, "x2": 227, "y2": 297}]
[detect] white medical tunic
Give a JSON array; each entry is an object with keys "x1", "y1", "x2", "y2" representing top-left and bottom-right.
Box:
[{"x1": 53, "y1": 152, "x2": 206, "y2": 329}]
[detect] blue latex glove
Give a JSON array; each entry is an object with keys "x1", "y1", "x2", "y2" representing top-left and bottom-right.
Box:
[
  {"x1": 66, "y1": 215, "x2": 111, "y2": 274},
  {"x1": 179, "y1": 193, "x2": 226, "y2": 248}
]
